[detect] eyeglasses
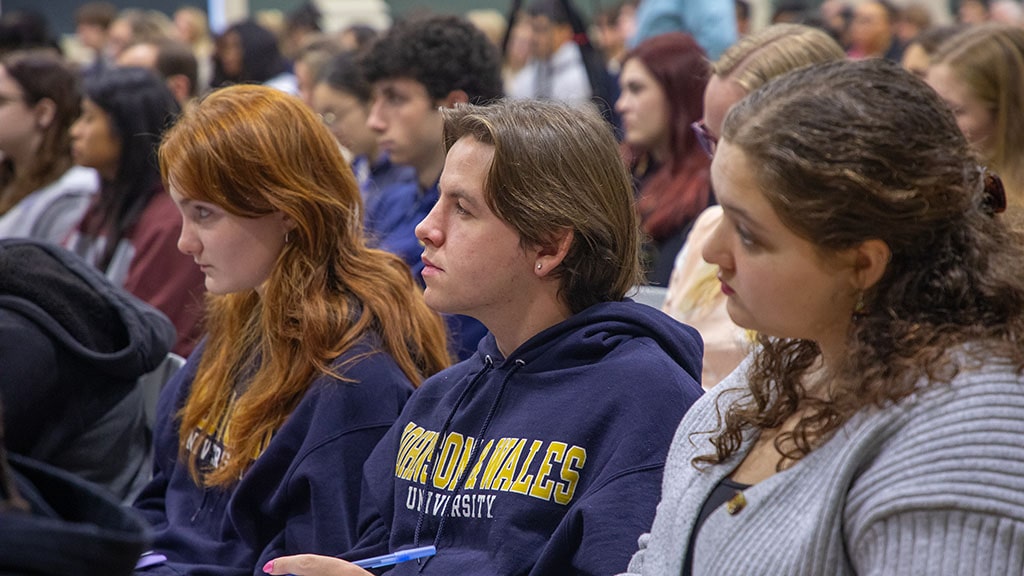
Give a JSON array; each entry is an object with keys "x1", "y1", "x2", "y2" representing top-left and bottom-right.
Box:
[{"x1": 691, "y1": 120, "x2": 717, "y2": 159}]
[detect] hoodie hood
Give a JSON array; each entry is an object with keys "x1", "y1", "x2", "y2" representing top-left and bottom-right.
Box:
[
  {"x1": 0, "y1": 239, "x2": 175, "y2": 379},
  {"x1": 476, "y1": 299, "x2": 703, "y2": 382},
  {"x1": 0, "y1": 453, "x2": 149, "y2": 575}
]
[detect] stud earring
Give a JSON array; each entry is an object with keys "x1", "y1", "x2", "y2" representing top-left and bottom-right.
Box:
[{"x1": 536, "y1": 263, "x2": 542, "y2": 270}]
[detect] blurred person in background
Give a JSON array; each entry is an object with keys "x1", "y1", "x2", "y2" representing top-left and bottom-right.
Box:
[
  {"x1": 927, "y1": 23, "x2": 1024, "y2": 205},
  {"x1": 615, "y1": 32, "x2": 711, "y2": 286},
  {"x1": 212, "y1": 20, "x2": 296, "y2": 94},
  {"x1": 0, "y1": 50, "x2": 97, "y2": 243},
  {"x1": 64, "y1": 67, "x2": 205, "y2": 357}
]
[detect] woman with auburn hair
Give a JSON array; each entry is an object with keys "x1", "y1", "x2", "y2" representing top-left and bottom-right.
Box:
[
  {"x1": 0, "y1": 50, "x2": 97, "y2": 243},
  {"x1": 132, "y1": 84, "x2": 451, "y2": 574},
  {"x1": 926, "y1": 23, "x2": 1024, "y2": 205},
  {"x1": 662, "y1": 23, "x2": 845, "y2": 389},
  {"x1": 615, "y1": 31, "x2": 711, "y2": 286},
  {"x1": 624, "y1": 58, "x2": 1024, "y2": 575}
]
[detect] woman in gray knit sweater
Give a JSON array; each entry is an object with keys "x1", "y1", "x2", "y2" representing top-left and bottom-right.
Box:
[{"x1": 624, "y1": 58, "x2": 1024, "y2": 575}]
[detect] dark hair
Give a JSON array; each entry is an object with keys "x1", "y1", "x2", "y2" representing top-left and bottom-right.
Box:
[
  {"x1": 340, "y1": 24, "x2": 378, "y2": 54},
  {"x1": 443, "y1": 99, "x2": 642, "y2": 313},
  {"x1": 696, "y1": 58, "x2": 1024, "y2": 467},
  {"x1": 79, "y1": 67, "x2": 180, "y2": 266},
  {"x1": 0, "y1": 10, "x2": 59, "y2": 56},
  {"x1": 285, "y1": 1, "x2": 322, "y2": 34},
  {"x1": 212, "y1": 20, "x2": 289, "y2": 87},
  {"x1": 317, "y1": 51, "x2": 372, "y2": 103},
  {"x1": 152, "y1": 39, "x2": 199, "y2": 98},
  {"x1": 361, "y1": 15, "x2": 503, "y2": 104},
  {"x1": 621, "y1": 32, "x2": 711, "y2": 242},
  {"x1": 527, "y1": 0, "x2": 571, "y2": 25},
  {"x1": 75, "y1": 2, "x2": 117, "y2": 28},
  {"x1": 0, "y1": 50, "x2": 80, "y2": 213},
  {"x1": 735, "y1": 0, "x2": 751, "y2": 20}
]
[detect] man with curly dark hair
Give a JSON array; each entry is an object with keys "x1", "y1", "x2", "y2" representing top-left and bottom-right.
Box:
[{"x1": 359, "y1": 15, "x2": 503, "y2": 360}]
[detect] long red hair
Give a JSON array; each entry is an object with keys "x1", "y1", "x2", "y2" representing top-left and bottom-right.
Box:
[
  {"x1": 160, "y1": 85, "x2": 451, "y2": 487},
  {"x1": 621, "y1": 32, "x2": 712, "y2": 242}
]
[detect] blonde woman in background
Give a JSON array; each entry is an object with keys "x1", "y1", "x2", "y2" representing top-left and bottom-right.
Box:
[
  {"x1": 926, "y1": 24, "x2": 1024, "y2": 206},
  {"x1": 662, "y1": 24, "x2": 845, "y2": 389}
]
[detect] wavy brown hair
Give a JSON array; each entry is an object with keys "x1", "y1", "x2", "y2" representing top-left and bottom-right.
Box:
[
  {"x1": 695, "y1": 59, "x2": 1024, "y2": 468},
  {"x1": 160, "y1": 85, "x2": 451, "y2": 487}
]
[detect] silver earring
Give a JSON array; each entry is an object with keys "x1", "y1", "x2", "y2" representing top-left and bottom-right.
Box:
[
  {"x1": 285, "y1": 231, "x2": 291, "y2": 244},
  {"x1": 536, "y1": 263, "x2": 542, "y2": 270}
]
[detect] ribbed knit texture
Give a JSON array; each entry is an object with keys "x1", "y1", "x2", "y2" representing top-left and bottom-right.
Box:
[{"x1": 622, "y1": 356, "x2": 1024, "y2": 575}]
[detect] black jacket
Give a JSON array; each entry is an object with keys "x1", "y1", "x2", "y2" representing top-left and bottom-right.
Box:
[{"x1": 0, "y1": 239, "x2": 175, "y2": 501}]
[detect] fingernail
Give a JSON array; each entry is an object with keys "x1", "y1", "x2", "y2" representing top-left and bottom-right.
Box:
[{"x1": 262, "y1": 560, "x2": 274, "y2": 573}]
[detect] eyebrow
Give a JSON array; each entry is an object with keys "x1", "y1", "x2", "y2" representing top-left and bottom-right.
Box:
[{"x1": 439, "y1": 187, "x2": 481, "y2": 209}]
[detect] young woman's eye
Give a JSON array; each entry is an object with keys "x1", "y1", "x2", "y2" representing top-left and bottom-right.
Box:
[
  {"x1": 455, "y1": 201, "x2": 469, "y2": 216},
  {"x1": 195, "y1": 206, "x2": 212, "y2": 220},
  {"x1": 736, "y1": 224, "x2": 758, "y2": 248}
]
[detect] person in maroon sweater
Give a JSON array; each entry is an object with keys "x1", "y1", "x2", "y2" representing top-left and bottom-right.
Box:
[{"x1": 65, "y1": 66, "x2": 204, "y2": 356}]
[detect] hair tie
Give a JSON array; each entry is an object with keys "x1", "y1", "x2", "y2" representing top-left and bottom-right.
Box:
[{"x1": 982, "y1": 168, "x2": 1007, "y2": 215}]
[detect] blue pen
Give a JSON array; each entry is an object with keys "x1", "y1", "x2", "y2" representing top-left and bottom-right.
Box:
[{"x1": 351, "y1": 545, "x2": 437, "y2": 569}]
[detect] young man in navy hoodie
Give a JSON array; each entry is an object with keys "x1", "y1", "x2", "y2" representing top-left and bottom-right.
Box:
[
  {"x1": 267, "y1": 100, "x2": 705, "y2": 575},
  {"x1": 358, "y1": 15, "x2": 503, "y2": 360}
]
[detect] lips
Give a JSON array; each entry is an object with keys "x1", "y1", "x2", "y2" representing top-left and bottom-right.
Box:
[
  {"x1": 717, "y1": 273, "x2": 735, "y2": 296},
  {"x1": 421, "y1": 255, "x2": 442, "y2": 275}
]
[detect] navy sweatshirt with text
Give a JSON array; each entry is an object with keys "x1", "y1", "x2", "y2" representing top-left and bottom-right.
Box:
[
  {"x1": 133, "y1": 339, "x2": 416, "y2": 576},
  {"x1": 347, "y1": 300, "x2": 704, "y2": 575}
]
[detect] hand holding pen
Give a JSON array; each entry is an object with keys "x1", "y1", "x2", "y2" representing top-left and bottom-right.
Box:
[{"x1": 264, "y1": 546, "x2": 436, "y2": 576}]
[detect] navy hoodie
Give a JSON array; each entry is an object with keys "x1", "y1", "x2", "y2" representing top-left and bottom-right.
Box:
[
  {"x1": 133, "y1": 338, "x2": 417, "y2": 576},
  {"x1": 348, "y1": 300, "x2": 704, "y2": 575},
  {"x1": 0, "y1": 239, "x2": 175, "y2": 502}
]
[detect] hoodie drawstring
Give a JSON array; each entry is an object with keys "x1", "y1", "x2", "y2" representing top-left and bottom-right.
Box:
[{"x1": 413, "y1": 356, "x2": 526, "y2": 571}]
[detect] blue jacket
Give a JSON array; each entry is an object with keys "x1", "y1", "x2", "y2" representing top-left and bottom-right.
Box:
[
  {"x1": 347, "y1": 300, "x2": 704, "y2": 575},
  {"x1": 133, "y1": 339, "x2": 416, "y2": 575},
  {"x1": 630, "y1": 0, "x2": 737, "y2": 60},
  {"x1": 363, "y1": 178, "x2": 487, "y2": 360}
]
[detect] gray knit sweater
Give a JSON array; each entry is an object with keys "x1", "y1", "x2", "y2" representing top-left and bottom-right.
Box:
[{"x1": 622, "y1": 356, "x2": 1024, "y2": 575}]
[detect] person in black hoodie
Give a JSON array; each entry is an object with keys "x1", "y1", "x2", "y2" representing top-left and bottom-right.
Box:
[
  {"x1": 0, "y1": 237, "x2": 175, "y2": 503},
  {"x1": 0, "y1": 399, "x2": 149, "y2": 575},
  {"x1": 267, "y1": 99, "x2": 705, "y2": 575}
]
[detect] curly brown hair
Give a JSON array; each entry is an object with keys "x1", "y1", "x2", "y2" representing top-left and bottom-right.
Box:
[{"x1": 695, "y1": 59, "x2": 1024, "y2": 468}]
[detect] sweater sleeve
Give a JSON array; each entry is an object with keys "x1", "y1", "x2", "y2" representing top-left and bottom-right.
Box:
[
  {"x1": 852, "y1": 509, "x2": 1024, "y2": 575},
  {"x1": 846, "y1": 372, "x2": 1024, "y2": 575}
]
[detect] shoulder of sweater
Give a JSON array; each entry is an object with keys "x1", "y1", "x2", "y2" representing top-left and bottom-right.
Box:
[{"x1": 846, "y1": 363, "x2": 1024, "y2": 522}]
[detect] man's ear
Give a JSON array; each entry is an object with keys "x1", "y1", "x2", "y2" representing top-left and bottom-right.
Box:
[
  {"x1": 534, "y1": 228, "x2": 574, "y2": 277},
  {"x1": 852, "y1": 238, "x2": 891, "y2": 291},
  {"x1": 165, "y1": 75, "x2": 192, "y2": 106},
  {"x1": 33, "y1": 98, "x2": 56, "y2": 130}
]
